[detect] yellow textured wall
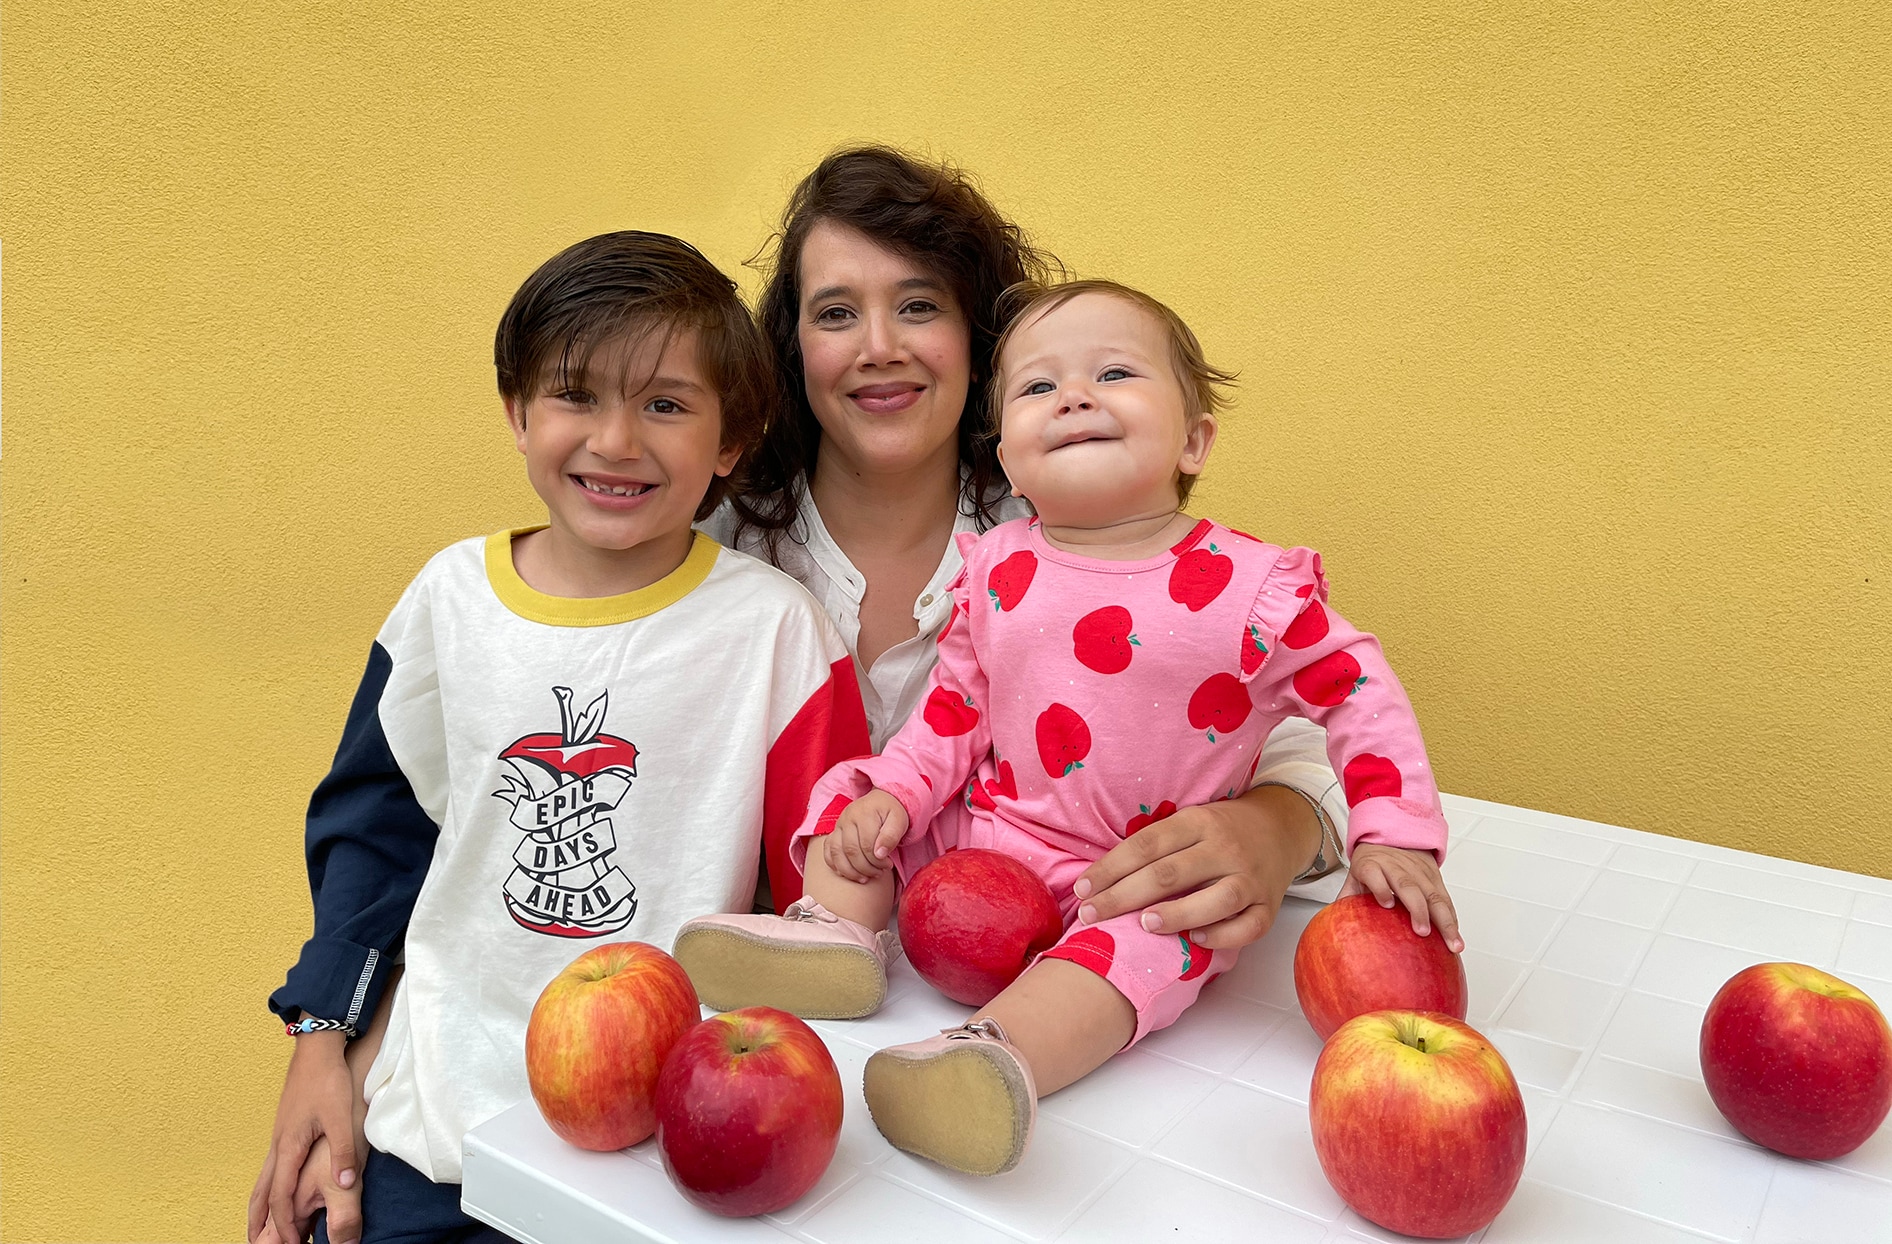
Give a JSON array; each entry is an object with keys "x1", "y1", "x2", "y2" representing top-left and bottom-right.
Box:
[{"x1": 3, "y1": 2, "x2": 1887, "y2": 1238}]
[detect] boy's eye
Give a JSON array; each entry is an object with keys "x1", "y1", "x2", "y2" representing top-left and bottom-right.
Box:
[
  {"x1": 646, "y1": 397, "x2": 683, "y2": 415},
  {"x1": 553, "y1": 388, "x2": 596, "y2": 406}
]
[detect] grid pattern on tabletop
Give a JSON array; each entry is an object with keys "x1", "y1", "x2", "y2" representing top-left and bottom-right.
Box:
[{"x1": 462, "y1": 793, "x2": 1892, "y2": 1244}]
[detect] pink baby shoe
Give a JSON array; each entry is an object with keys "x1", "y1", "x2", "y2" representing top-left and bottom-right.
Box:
[
  {"x1": 672, "y1": 898, "x2": 899, "y2": 1020},
  {"x1": 863, "y1": 1017, "x2": 1037, "y2": 1175}
]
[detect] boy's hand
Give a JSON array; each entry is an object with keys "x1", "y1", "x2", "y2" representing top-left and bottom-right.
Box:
[
  {"x1": 248, "y1": 1033, "x2": 359, "y2": 1244},
  {"x1": 1341, "y1": 843, "x2": 1464, "y2": 953},
  {"x1": 824, "y1": 790, "x2": 908, "y2": 883}
]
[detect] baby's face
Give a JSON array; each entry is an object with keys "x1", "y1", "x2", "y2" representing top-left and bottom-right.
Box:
[{"x1": 997, "y1": 292, "x2": 1209, "y2": 527}]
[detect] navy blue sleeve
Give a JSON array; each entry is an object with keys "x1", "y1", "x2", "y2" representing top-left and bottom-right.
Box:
[{"x1": 269, "y1": 642, "x2": 440, "y2": 1028}]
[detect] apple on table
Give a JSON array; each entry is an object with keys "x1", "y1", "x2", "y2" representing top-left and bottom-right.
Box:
[
  {"x1": 656, "y1": 1006, "x2": 844, "y2": 1217},
  {"x1": 1311, "y1": 1010, "x2": 1526, "y2": 1239},
  {"x1": 525, "y1": 942, "x2": 700, "y2": 1151},
  {"x1": 1293, "y1": 892, "x2": 1468, "y2": 1040},
  {"x1": 1700, "y1": 962, "x2": 1892, "y2": 1159}
]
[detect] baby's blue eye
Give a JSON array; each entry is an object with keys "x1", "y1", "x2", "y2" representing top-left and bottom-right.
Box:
[
  {"x1": 1100, "y1": 367, "x2": 1131, "y2": 382},
  {"x1": 1022, "y1": 380, "x2": 1054, "y2": 396}
]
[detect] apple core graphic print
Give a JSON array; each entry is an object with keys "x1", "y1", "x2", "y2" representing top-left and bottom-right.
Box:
[{"x1": 492, "y1": 687, "x2": 641, "y2": 937}]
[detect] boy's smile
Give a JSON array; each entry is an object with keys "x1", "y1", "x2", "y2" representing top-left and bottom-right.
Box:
[{"x1": 505, "y1": 328, "x2": 737, "y2": 597}]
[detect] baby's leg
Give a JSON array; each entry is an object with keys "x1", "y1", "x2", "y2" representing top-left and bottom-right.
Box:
[
  {"x1": 972, "y1": 958, "x2": 1135, "y2": 1095},
  {"x1": 799, "y1": 837, "x2": 897, "y2": 931}
]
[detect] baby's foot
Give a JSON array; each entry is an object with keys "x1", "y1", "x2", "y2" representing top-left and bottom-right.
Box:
[
  {"x1": 863, "y1": 1018, "x2": 1036, "y2": 1175},
  {"x1": 672, "y1": 899, "x2": 898, "y2": 1019}
]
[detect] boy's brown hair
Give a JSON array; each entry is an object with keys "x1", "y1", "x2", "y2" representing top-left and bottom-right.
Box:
[
  {"x1": 989, "y1": 278, "x2": 1236, "y2": 505},
  {"x1": 494, "y1": 231, "x2": 777, "y2": 519}
]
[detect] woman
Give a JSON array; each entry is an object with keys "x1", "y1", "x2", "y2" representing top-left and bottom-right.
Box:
[{"x1": 702, "y1": 145, "x2": 1348, "y2": 948}]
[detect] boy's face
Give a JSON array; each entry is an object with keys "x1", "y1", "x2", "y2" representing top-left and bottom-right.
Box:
[
  {"x1": 505, "y1": 328, "x2": 737, "y2": 561},
  {"x1": 997, "y1": 292, "x2": 1215, "y2": 526}
]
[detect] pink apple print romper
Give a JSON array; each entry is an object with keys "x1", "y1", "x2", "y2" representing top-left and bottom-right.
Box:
[{"x1": 789, "y1": 517, "x2": 1450, "y2": 1043}]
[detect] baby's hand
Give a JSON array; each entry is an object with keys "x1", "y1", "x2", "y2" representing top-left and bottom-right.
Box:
[
  {"x1": 1340, "y1": 843, "x2": 1464, "y2": 954},
  {"x1": 825, "y1": 789, "x2": 909, "y2": 883}
]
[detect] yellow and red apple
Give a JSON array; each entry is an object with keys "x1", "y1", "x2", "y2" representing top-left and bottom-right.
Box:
[
  {"x1": 655, "y1": 1006, "x2": 843, "y2": 1217},
  {"x1": 525, "y1": 941, "x2": 701, "y2": 1151},
  {"x1": 1294, "y1": 893, "x2": 1467, "y2": 1040},
  {"x1": 1700, "y1": 962, "x2": 1892, "y2": 1159},
  {"x1": 1311, "y1": 1010, "x2": 1526, "y2": 1238},
  {"x1": 897, "y1": 848, "x2": 1065, "y2": 1006}
]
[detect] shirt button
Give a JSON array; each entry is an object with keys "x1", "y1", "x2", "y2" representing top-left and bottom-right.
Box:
[{"x1": 920, "y1": 594, "x2": 934, "y2": 607}]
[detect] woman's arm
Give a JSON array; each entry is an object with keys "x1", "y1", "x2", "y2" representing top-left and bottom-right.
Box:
[{"x1": 1072, "y1": 781, "x2": 1325, "y2": 950}]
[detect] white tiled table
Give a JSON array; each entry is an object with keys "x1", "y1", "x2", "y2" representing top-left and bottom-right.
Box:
[{"x1": 462, "y1": 793, "x2": 1892, "y2": 1243}]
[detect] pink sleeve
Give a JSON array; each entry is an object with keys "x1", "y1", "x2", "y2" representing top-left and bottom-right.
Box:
[
  {"x1": 786, "y1": 557, "x2": 993, "y2": 873},
  {"x1": 848, "y1": 558, "x2": 994, "y2": 840},
  {"x1": 1246, "y1": 548, "x2": 1449, "y2": 861}
]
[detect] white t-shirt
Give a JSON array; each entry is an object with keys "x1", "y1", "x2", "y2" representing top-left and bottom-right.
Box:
[
  {"x1": 358, "y1": 530, "x2": 868, "y2": 1180},
  {"x1": 701, "y1": 489, "x2": 1350, "y2": 898}
]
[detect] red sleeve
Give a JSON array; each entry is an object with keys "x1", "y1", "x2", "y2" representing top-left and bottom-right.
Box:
[{"x1": 761, "y1": 657, "x2": 872, "y2": 913}]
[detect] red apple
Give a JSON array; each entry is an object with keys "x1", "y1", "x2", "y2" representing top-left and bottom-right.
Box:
[
  {"x1": 1311, "y1": 1010, "x2": 1526, "y2": 1238},
  {"x1": 655, "y1": 1007, "x2": 843, "y2": 1217},
  {"x1": 1700, "y1": 962, "x2": 1892, "y2": 1159},
  {"x1": 922, "y1": 685, "x2": 980, "y2": 736},
  {"x1": 1187, "y1": 672, "x2": 1252, "y2": 741},
  {"x1": 1073, "y1": 605, "x2": 1138, "y2": 674},
  {"x1": 1293, "y1": 893, "x2": 1467, "y2": 1040},
  {"x1": 1034, "y1": 702, "x2": 1092, "y2": 777},
  {"x1": 898, "y1": 848, "x2": 1065, "y2": 1006},
  {"x1": 987, "y1": 549, "x2": 1038, "y2": 611},
  {"x1": 525, "y1": 942, "x2": 700, "y2": 1151}
]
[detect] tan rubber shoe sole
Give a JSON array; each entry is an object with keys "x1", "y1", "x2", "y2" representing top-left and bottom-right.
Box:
[
  {"x1": 863, "y1": 1042, "x2": 1033, "y2": 1175},
  {"x1": 673, "y1": 924, "x2": 886, "y2": 1020}
]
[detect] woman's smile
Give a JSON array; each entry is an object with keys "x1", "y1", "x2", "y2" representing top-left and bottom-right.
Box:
[{"x1": 849, "y1": 382, "x2": 926, "y2": 414}]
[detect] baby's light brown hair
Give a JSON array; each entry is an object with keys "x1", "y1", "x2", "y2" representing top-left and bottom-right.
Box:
[{"x1": 989, "y1": 279, "x2": 1236, "y2": 505}]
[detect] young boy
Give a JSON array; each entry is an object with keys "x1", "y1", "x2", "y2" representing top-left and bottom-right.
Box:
[{"x1": 251, "y1": 232, "x2": 869, "y2": 1244}]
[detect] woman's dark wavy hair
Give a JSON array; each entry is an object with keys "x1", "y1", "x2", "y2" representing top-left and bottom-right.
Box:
[{"x1": 729, "y1": 146, "x2": 1061, "y2": 556}]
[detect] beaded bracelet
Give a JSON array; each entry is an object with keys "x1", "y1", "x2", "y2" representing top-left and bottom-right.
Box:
[
  {"x1": 1257, "y1": 781, "x2": 1346, "y2": 884},
  {"x1": 284, "y1": 1016, "x2": 357, "y2": 1038}
]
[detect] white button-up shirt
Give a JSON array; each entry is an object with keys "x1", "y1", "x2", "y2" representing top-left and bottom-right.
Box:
[{"x1": 702, "y1": 488, "x2": 1349, "y2": 899}]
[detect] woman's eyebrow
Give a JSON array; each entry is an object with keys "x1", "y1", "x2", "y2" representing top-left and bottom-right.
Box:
[{"x1": 806, "y1": 276, "x2": 947, "y2": 304}]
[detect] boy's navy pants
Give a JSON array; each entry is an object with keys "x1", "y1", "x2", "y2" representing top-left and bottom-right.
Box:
[{"x1": 312, "y1": 1147, "x2": 509, "y2": 1244}]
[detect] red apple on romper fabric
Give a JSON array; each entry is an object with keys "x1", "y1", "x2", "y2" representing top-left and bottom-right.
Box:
[
  {"x1": 655, "y1": 1006, "x2": 844, "y2": 1217},
  {"x1": 1168, "y1": 541, "x2": 1233, "y2": 611},
  {"x1": 1177, "y1": 934, "x2": 1213, "y2": 982},
  {"x1": 525, "y1": 942, "x2": 701, "y2": 1150},
  {"x1": 1035, "y1": 702, "x2": 1092, "y2": 777},
  {"x1": 1187, "y1": 672, "x2": 1252, "y2": 742},
  {"x1": 1073, "y1": 606, "x2": 1138, "y2": 674},
  {"x1": 1044, "y1": 926, "x2": 1116, "y2": 977},
  {"x1": 1281, "y1": 586, "x2": 1329, "y2": 649},
  {"x1": 1342, "y1": 754, "x2": 1403, "y2": 805},
  {"x1": 1125, "y1": 800, "x2": 1178, "y2": 835},
  {"x1": 1294, "y1": 650, "x2": 1368, "y2": 708},
  {"x1": 1294, "y1": 893, "x2": 1468, "y2": 1040},
  {"x1": 922, "y1": 685, "x2": 980, "y2": 736},
  {"x1": 897, "y1": 849, "x2": 1065, "y2": 1006},
  {"x1": 1699, "y1": 962, "x2": 1892, "y2": 1159},
  {"x1": 1240, "y1": 624, "x2": 1269, "y2": 675},
  {"x1": 1311, "y1": 1010, "x2": 1526, "y2": 1238},
  {"x1": 987, "y1": 550, "x2": 1037, "y2": 611}
]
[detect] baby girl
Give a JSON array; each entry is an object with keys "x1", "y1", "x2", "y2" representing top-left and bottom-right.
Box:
[{"x1": 677, "y1": 279, "x2": 1459, "y2": 1175}]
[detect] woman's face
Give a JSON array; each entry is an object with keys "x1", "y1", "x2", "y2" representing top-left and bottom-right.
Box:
[{"x1": 796, "y1": 220, "x2": 973, "y2": 481}]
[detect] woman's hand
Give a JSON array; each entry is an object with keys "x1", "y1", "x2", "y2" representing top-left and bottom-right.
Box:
[
  {"x1": 1071, "y1": 785, "x2": 1323, "y2": 950},
  {"x1": 1340, "y1": 843, "x2": 1464, "y2": 953}
]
